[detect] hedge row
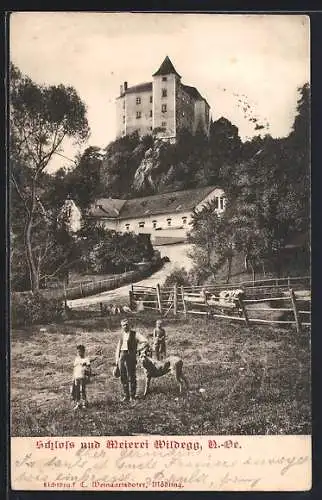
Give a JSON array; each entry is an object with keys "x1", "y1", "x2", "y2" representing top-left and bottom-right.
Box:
[{"x1": 11, "y1": 292, "x2": 64, "y2": 327}]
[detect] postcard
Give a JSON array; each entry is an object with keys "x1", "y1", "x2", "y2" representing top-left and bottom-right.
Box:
[{"x1": 9, "y1": 12, "x2": 311, "y2": 492}]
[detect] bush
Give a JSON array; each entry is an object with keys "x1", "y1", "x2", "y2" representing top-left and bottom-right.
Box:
[
  {"x1": 11, "y1": 292, "x2": 64, "y2": 327},
  {"x1": 163, "y1": 267, "x2": 191, "y2": 289}
]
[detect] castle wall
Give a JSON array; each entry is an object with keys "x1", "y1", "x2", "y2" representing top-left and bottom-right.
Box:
[
  {"x1": 152, "y1": 74, "x2": 177, "y2": 139},
  {"x1": 194, "y1": 100, "x2": 210, "y2": 135},
  {"x1": 176, "y1": 84, "x2": 195, "y2": 134},
  {"x1": 125, "y1": 90, "x2": 153, "y2": 137},
  {"x1": 116, "y1": 96, "x2": 125, "y2": 138}
]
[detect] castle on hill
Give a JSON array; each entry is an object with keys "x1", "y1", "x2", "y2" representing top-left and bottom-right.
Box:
[{"x1": 116, "y1": 56, "x2": 210, "y2": 142}]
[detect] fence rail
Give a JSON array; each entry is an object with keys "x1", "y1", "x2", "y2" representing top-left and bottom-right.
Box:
[
  {"x1": 40, "y1": 262, "x2": 162, "y2": 302},
  {"x1": 130, "y1": 277, "x2": 311, "y2": 332}
]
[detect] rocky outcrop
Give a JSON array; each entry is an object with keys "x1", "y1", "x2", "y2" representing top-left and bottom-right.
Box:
[{"x1": 132, "y1": 141, "x2": 169, "y2": 192}]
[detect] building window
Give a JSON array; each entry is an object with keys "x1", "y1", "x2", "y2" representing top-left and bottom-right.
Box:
[
  {"x1": 136, "y1": 97, "x2": 141, "y2": 104},
  {"x1": 138, "y1": 221, "x2": 145, "y2": 228},
  {"x1": 162, "y1": 104, "x2": 167, "y2": 113},
  {"x1": 122, "y1": 115, "x2": 125, "y2": 123},
  {"x1": 150, "y1": 96, "x2": 153, "y2": 103},
  {"x1": 182, "y1": 216, "x2": 187, "y2": 225},
  {"x1": 214, "y1": 197, "x2": 219, "y2": 209},
  {"x1": 220, "y1": 197, "x2": 225, "y2": 210},
  {"x1": 162, "y1": 89, "x2": 167, "y2": 97},
  {"x1": 149, "y1": 110, "x2": 152, "y2": 117},
  {"x1": 162, "y1": 77, "x2": 167, "y2": 81},
  {"x1": 149, "y1": 126, "x2": 153, "y2": 130},
  {"x1": 152, "y1": 220, "x2": 157, "y2": 229},
  {"x1": 136, "y1": 111, "x2": 141, "y2": 119},
  {"x1": 167, "y1": 218, "x2": 172, "y2": 226},
  {"x1": 161, "y1": 121, "x2": 166, "y2": 127},
  {"x1": 125, "y1": 224, "x2": 130, "y2": 231}
]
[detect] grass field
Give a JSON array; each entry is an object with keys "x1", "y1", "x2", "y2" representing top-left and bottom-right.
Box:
[{"x1": 11, "y1": 311, "x2": 311, "y2": 436}]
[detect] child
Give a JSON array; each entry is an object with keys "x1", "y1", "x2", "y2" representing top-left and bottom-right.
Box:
[
  {"x1": 70, "y1": 344, "x2": 91, "y2": 409},
  {"x1": 153, "y1": 320, "x2": 166, "y2": 361}
]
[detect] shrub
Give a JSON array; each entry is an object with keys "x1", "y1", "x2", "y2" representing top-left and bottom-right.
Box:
[
  {"x1": 11, "y1": 291, "x2": 64, "y2": 327},
  {"x1": 163, "y1": 267, "x2": 191, "y2": 289}
]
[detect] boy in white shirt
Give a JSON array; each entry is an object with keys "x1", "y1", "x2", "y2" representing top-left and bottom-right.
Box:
[{"x1": 71, "y1": 344, "x2": 91, "y2": 409}]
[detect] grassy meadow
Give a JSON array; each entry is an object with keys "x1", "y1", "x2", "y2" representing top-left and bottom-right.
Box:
[{"x1": 11, "y1": 311, "x2": 311, "y2": 436}]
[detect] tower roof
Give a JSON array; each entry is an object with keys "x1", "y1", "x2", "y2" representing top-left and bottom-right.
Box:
[{"x1": 152, "y1": 56, "x2": 181, "y2": 78}]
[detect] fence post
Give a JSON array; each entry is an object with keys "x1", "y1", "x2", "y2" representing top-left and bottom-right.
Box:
[
  {"x1": 129, "y1": 284, "x2": 135, "y2": 310},
  {"x1": 156, "y1": 284, "x2": 162, "y2": 314},
  {"x1": 238, "y1": 297, "x2": 250, "y2": 328},
  {"x1": 289, "y1": 288, "x2": 302, "y2": 334},
  {"x1": 181, "y1": 286, "x2": 187, "y2": 319},
  {"x1": 63, "y1": 282, "x2": 67, "y2": 309},
  {"x1": 173, "y1": 283, "x2": 178, "y2": 316}
]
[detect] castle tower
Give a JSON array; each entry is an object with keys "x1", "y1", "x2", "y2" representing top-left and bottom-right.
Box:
[
  {"x1": 152, "y1": 56, "x2": 181, "y2": 142},
  {"x1": 115, "y1": 56, "x2": 210, "y2": 141}
]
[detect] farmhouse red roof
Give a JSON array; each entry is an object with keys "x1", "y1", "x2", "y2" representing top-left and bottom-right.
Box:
[{"x1": 89, "y1": 186, "x2": 218, "y2": 220}]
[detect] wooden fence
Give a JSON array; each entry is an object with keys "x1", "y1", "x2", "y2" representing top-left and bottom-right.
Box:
[
  {"x1": 41, "y1": 262, "x2": 161, "y2": 302},
  {"x1": 130, "y1": 276, "x2": 311, "y2": 332}
]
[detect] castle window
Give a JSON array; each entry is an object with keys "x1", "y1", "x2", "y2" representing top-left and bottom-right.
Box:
[
  {"x1": 125, "y1": 224, "x2": 130, "y2": 231},
  {"x1": 214, "y1": 197, "x2": 219, "y2": 209},
  {"x1": 150, "y1": 96, "x2": 153, "y2": 103},
  {"x1": 220, "y1": 197, "x2": 225, "y2": 210},
  {"x1": 182, "y1": 216, "x2": 187, "y2": 225},
  {"x1": 161, "y1": 121, "x2": 166, "y2": 127},
  {"x1": 167, "y1": 218, "x2": 172, "y2": 226},
  {"x1": 162, "y1": 77, "x2": 167, "y2": 82},
  {"x1": 162, "y1": 89, "x2": 167, "y2": 98},
  {"x1": 138, "y1": 221, "x2": 145, "y2": 228},
  {"x1": 123, "y1": 115, "x2": 125, "y2": 123},
  {"x1": 161, "y1": 104, "x2": 167, "y2": 113},
  {"x1": 136, "y1": 97, "x2": 141, "y2": 104},
  {"x1": 136, "y1": 111, "x2": 141, "y2": 119},
  {"x1": 150, "y1": 126, "x2": 153, "y2": 130},
  {"x1": 150, "y1": 110, "x2": 153, "y2": 117},
  {"x1": 152, "y1": 220, "x2": 157, "y2": 229}
]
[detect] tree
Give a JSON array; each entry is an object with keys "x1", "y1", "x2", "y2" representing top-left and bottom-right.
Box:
[
  {"x1": 10, "y1": 63, "x2": 89, "y2": 291},
  {"x1": 45, "y1": 146, "x2": 105, "y2": 211},
  {"x1": 78, "y1": 223, "x2": 154, "y2": 274},
  {"x1": 188, "y1": 200, "x2": 234, "y2": 282}
]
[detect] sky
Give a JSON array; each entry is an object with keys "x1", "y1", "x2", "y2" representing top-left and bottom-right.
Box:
[{"x1": 10, "y1": 13, "x2": 310, "y2": 173}]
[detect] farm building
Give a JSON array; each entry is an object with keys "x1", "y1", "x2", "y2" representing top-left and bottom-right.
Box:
[{"x1": 87, "y1": 185, "x2": 226, "y2": 246}]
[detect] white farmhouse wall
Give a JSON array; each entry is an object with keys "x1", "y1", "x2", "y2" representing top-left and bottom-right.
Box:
[
  {"x1": 195, "y1": 187, "x2": 226, "y2": 213},
  {"x1": 90, "y1": 188, "x2": 226, "y2": 240}
]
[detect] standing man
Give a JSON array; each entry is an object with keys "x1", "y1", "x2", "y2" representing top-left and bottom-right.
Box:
[{"x1": 115, "y1": 319, "x2": 148, "y2": 402}]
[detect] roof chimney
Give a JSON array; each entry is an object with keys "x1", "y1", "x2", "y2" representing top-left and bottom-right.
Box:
[
  {"x1": 120, "y1": 84, "x2": 123, "y2": 95},
  {"x1": 124, "y1": 81, "x2": 128, "y2": 91}
]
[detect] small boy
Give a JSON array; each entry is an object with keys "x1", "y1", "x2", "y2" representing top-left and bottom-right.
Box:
[
  {"x1": 71, "y1": 344, "x2": 91, "y2": 409},
  {"x1": 153, "y1": 320, "x2": 166, "y2": 361}
]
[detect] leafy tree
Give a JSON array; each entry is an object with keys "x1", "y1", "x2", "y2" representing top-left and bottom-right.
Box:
[
  {"x1": 10, "y1": 63, "x2": 89, "y2": 291},
  {"x1": 45, "y1": 146, "x2": 105, "y2": 211},
  {"x1": 78, "y1": 223, "x2": 154, "y2": 274},
  {"x1": 188, "y1": 201, "x2": 234, "y2": 282}
]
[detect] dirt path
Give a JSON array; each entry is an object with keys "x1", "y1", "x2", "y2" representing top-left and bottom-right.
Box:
[{"x1": 67, "y1": 262, "x2": 174, "y2": 309}]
